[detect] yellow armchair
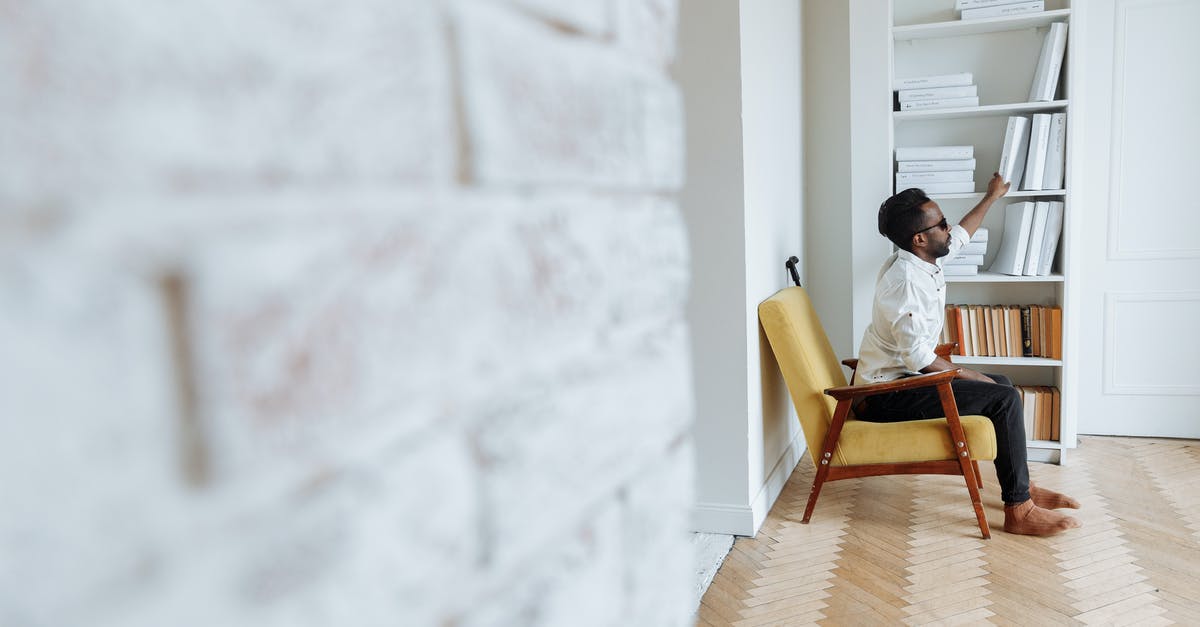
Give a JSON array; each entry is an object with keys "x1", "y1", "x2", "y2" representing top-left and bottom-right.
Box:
[{"x1": 759, "y1": 286, "x2": 998, "y2": 539}]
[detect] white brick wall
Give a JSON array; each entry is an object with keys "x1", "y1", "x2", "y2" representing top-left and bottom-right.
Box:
[{"x1": 0, "y1": 1, "x2": 692, "y2": 625}]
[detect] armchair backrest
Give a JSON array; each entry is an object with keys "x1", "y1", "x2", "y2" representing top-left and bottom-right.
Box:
[{"x1": 758, "y1": 286, "x2": 848, "y2": 467}]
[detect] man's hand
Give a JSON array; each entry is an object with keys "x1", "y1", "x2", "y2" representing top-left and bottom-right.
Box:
[
  {"x1": 985, "y1": 172, "x2": 1010, "y2": 200},
  {"x1": 959, "y1": 173, "x2": 1011, "y2": 237},
  {"x1": 955, "y1": 367, "x2": 996, "y2": 384},
  {"x1": 921, "y1": 357, "x2": 996, "y2": 384}
]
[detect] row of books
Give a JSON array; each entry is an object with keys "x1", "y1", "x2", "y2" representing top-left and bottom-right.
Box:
[
  {"x1": 957, "y1": 0, "x2": 1046, "y2": 21},
  {"x1": 997, "y1": 112, "x2": 1066, "y2": 191},
  {"x1": 1015, "y1": 385, "x2": 1061, "y2": 442},
  {"x1": 941, "y1": 304, "x2": 1062, "y2": 359},
  {"x1": 989, "y1": 200, "x2": 1063, "y2": 276},
  {"x1": 894, "y1": 73, "x2": 978, "y2": 112},
  {"x1": 945, "y1": 227, "x2": 989, "y2": 276},
  {"x1": 894, "y1": 145, "x2": 976, "y2": 194}
]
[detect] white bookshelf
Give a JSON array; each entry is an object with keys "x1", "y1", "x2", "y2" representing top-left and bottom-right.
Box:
[{"x1": 891, "y1": 0, "x2": 1076, "y2": 464}]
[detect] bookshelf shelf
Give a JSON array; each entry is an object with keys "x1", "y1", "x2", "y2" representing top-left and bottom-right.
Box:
[
  {"x1": 946, "y1": 271, "x2": 1065, "y2": 283},
  {"x1": 1027, "y1": 439, "x2": 1063, "y2": 450},
  {"x1": 893, "y1": 9, "x2": 1071, "y2": 41},
  {"x1": 953, "y1": 356, "x2": 1063, "y2": 367},
  {"x1": 894, "y1": 100, "x2": 1068, "y2": 121}
]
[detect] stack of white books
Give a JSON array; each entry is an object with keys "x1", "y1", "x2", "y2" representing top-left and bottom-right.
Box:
[
  {"x1": 988, "y1": 200, "x2": 1065, "y2": 276},
  {"x1": 895, "y1": 145, "x2": 976, "y2": 195},
  {"x1": 944, "y1": 228, "x2": 989, "y2": 276},
  {"x1": 958, "y1": 0, "x2": 1045, "y2": 21},
  {"x1": 997, "y1": 113, "x2": 1067, "y2": 191},
  {"x1": 894, "y1": 72, "x2": 978, "y2": 112}
]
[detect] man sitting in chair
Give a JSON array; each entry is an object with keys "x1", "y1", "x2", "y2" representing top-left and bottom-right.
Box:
[{"x1": 855, "y1": 173, "x2": 1081, "y2": 537}]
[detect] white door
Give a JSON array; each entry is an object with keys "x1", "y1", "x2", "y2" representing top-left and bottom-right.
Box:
[{"x1": 1074, "y1": 0, "x2": 1200, "y2": 437}]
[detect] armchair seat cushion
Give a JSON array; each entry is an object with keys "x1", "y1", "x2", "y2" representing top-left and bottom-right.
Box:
[{"x1": 833, "y1": 415, "x2": 997, "y2": 466}]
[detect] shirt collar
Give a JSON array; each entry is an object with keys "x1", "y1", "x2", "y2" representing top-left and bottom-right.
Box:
[{"x1": 896, "y1": 247, "x2": 942, "y2": 276}]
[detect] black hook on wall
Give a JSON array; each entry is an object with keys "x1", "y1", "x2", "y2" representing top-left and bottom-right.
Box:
[{"x1": 785, "y1": 256, "x2": 801, "y2": 287}]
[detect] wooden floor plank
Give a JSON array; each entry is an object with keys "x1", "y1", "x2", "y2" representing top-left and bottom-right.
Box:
[{"x1": 693, "y1": 436, "x2": 1199, "y2": 627}]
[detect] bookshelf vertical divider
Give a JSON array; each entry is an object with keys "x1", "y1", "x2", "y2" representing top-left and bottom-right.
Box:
[{"x1": 889, "y1": 0, "x2": 1076, "y2": 464}]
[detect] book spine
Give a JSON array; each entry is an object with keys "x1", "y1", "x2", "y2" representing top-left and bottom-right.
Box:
[
  {"x1": 1031, "y1": 22, "x2": 1068, "y2": 101},
  {"x1": 899, "y1": 96, "x2": 979, "y2": 111},
  {"x1": 895, "y1": 146, "x2": 975, "y2": 161},
  {"x1": 897, "y1": 85, "x2": 978, "y2": 102},
  {"x1": 957, "y1": 0, "x2": 1034, "y2": 9},
  {"x1": 953, "y1": 306, "x2": 967, "y2": 356},
  {"x1": 919, "y1": 181, "x2": 976, "y2": 194},
  {"x1": 896, "y1": 170, "x2": 974, "y2": 185},
  {"x1": 1020, "y1": 305, "x2": 1033, "y2": 357},
  {"x1": 897, "y1": 158, "x2": 977, "y2": 173},
  {"x1": 1023, "y1": 202, "x2": 1049, "y2": 276},
  {"x1": 998, "y1": 116, "x2": 1031, "y2": 188},
  {"x1": 1037, "y1": 201, "x2": 1065, "y2": 275},
  {"x1": 1022, "y1": 114, "x2": 1052, "y2": 191},
  {"x1": 945, "y1": 254, "x2": 984, "y2": 265},
  {"x1": 971, "y1": 226, "x2": 989, "y2": 243},
  {"x1": 961, "y1": 0, "x2": 1044, "y2": 20},
  {"x1": 1041, "y1": 112, "x2": 1066, "y2": 189},
  {"x1": 893, "y1": 72, "x2": 973, "y2": 91}
]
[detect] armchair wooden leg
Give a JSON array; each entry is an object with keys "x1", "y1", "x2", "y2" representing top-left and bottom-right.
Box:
[
  {"x1": 937, "y1": 382, "x2": 991, "y2": 539},
  {"x1": 972, "y1": 460, "x2": 983, "y2": 488},
  {"x1": 804, "y1": 399, "x2": 853, "y2": 524}
]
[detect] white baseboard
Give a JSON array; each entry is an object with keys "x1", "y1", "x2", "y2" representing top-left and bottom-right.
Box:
[
  {"x1": 750, "y1": 430, "x2": 807, "y2": 533},
  {"x1": 690, "y1": 431, "x2": 808, "y2": 536}
]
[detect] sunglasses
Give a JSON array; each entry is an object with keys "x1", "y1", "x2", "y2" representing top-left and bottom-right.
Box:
[{"x1": 911, "y1": 217, "x2": 949, "y2": 239}]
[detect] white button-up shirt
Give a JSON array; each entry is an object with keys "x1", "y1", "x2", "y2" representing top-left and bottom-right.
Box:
[{"x1": 853, "y1": 224, "x2": 969, "y2": 385}]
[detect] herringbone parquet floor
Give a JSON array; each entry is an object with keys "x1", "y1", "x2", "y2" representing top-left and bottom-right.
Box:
[{"x1": 696, "y1": 436, "x2": 1200, "y2": 626}]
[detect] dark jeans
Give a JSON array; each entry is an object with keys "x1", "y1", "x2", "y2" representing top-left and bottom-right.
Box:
[{"x1": 858, "y1": 373, "x2": 1030, "y2": 505}]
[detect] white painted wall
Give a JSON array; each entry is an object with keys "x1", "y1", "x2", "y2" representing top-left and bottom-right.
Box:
[
  {"x1": 802, "y1": 0, "x2": 892, "y2": 360},
  {"x1": 677, "y1": 0, "x2": 805, "y2": 536},
  {"x1": 740, "y1": 0, "x2": 806, "y2": 530}
]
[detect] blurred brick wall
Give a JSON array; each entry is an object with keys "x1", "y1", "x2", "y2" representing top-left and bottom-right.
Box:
[{"x1": 0, "y1": 1, "x2": 693, "y2": 625}]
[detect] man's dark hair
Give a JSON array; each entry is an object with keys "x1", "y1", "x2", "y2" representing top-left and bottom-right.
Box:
[{"x1": 878, "y1": 188, "x2": 932, "y2": 252}]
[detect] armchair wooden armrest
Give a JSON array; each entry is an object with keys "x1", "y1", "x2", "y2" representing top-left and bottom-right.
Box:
[
  {"x1": 841, "y1": 358, "x2": 858, "y2": 371},
  {"x1": 823, "y1": 369, "x2": 960, "y2": 401}
]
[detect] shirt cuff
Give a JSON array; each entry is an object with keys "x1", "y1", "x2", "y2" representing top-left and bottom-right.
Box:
[{"x1": 902, "y1": 346, "x2": 938, "y2": 373}]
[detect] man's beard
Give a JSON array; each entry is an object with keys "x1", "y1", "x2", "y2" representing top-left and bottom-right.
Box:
[{"x1": 934, "y1": 239, "x2": 952, "y2": 259}]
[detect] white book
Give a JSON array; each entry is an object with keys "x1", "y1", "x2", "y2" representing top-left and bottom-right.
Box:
[
  {"x1": 1029, "y1": 22, "x2": 1068, "y2": 102},
  {"x1": 971, "y1": 227, "x2": 989, "y2": 243},
  {"x1": 1022, "y1": 113, "x2": 1052, "y2": 191},
  {"x1": 944, "y1": 265, "x2": 979, "y2": 276},
  {"x1": 900, "y1": 96, "x2": 980, "y2": 111},
  {"x1": 895, "y1": 145, "x2": 974, "y2": 161},
  {"x1": 898, "y1": 85, "x2": 978, "y2": 102},
  {"x1": 893, "y1": 72, "x2": 974, "y2": 91},
  {"x1": 962, "y1": 0, "x2": 1044, "y2": 20},
  {"x1": 896, "y1": 170, "x2": 974, "y2": 186},
  {"x1": 1042, "y1": 112, "x2": 1067, "y2": 189},
  {"x1": 1022, "y1": 201, "x2": 1051, "y2": 276},
  {"x1": 956, "y1": 0, "x2": 1032, "y2": 9},
  {"x1": 961, "y1": 241, "x2": 988, "y2": 255},
  {"x1": 946, "y1": 254, "x2": 985, "y2": 265},
  {"x1": 989, "y1": 202, "x2": 1036, "y2": 275},
  {"x1": 920, "y1": 181, "x2": 976, "y2": 194},
  {"x1": 1037, "y1": 201, "x2": 1065, "y2": 275},
  {"x1": 998, "y1": 116, "x2": 1031, "y2": 188},
  {"x1": 897, "y1": 158, "x2": 977, "y2": 172}
]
